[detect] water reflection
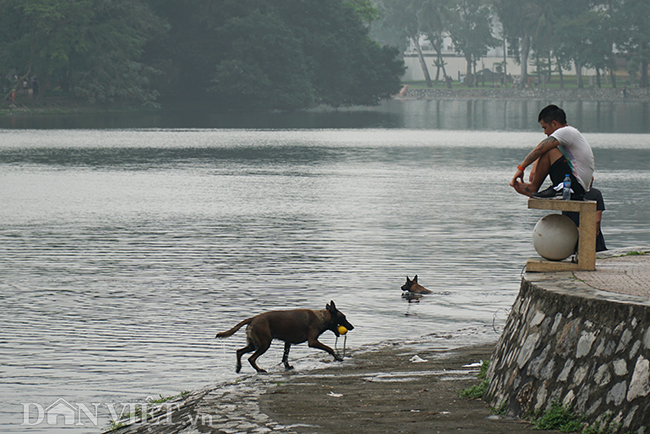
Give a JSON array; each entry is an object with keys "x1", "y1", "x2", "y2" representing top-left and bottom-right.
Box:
[
  {"x1": 2, "y1": 99, "x2": 650, "y2": 133},
  {"x1": 379, "y1": 99, "x2": 650, "y2": 133}
]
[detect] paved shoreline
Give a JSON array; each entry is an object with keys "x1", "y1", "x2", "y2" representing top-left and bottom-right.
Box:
[
  {"x1": 109, "y1": 338, "x2": 560, "y2": 434},
  {"x1": 258, "y1": 342, "x2": 555, "y2": 434}
]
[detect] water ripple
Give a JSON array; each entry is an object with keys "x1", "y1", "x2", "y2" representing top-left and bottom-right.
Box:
[{"x1": 1, "y1": 129, "x2": 649, "y2": 433}]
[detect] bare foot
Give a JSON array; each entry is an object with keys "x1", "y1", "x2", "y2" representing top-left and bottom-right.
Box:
[{"x1": 512, "y1": 180, "x2": 536, "y2": 197}]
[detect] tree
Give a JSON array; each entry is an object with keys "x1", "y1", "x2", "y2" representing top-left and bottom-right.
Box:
[
  {"x1": 209, "y1": 0, "x2": 404, "y2": 110},
  {"x1": 345, "y1": 0, "x2": 381, "y2": 24},
  {"x1": 0, "y1": 0, "x2": 166, "y2": 104},
  {"x1": 378, "y1": 0, "x2": 433, "y2": 88},
  {"x1": 419, "y1": 0, "x2": 455, "y2": 82},
  {"x1": 72, "y1": 0, "x2": 168, "y2": 104},
  {"x1": 209, "y1": 8, "x2": 314, "y2": 110},
  {"x1": 2, "y1": 0, "x2": 403, "y2": 109},
  {"x1": 273, "y1": 0, "x2": 403, "y2": 107},
  {"x1": 0, "y1": 0, "x2": 93, "y2": 99},
  {"x1": 492, "y1": 0, "x2": 555, "y2": 88},
  {"x1": 613, "y1": 0, "x2": 650, "y2": 88},
  {"x1": 552, "y1": 0, "x2": 599, "y2": 89},
  {"x1": 579, "y1": 10, "x2": 617, "y2": 88},
  {"x1": 448, "y1": 0, "x2": 498, "y2": 87},
  {"x1": 147, "y1": 0, "x2": 404, "y2": 109}
]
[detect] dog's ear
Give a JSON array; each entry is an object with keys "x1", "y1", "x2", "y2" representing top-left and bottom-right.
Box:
[
  {"x1": 413, "y1": 275, "x2": 418, "y2": 283},
  {"x1": 405, "y1": 276, "x2": 411, "y2": 282},
  {"x1": 327, "y1": 300, "x2": 337, "y2": 312}
]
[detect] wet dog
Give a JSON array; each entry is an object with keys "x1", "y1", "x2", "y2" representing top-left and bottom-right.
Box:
[
  {"x1": 215, "y1": 301, "x2": 354, "y2": 373},
  {"x1": 401, "y1": 275, "x2": 432, "y2": 294}
]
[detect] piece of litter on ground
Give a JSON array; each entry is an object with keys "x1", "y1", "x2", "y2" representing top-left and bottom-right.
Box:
[
  {"x1": 327, "y1": 391, "x2": 343, "y2": 398},
  {"x1": 409, "y1": 355, "x2": 428, "y2": 363},
  {"x1": 462, "y1": 360, "x2": 483, "y2": 368},
  {"x1": 440, "y1": 411, "x2": 451, "y2": 415},
  {"x1": 410, "y1": 409, "x2": 420, "y2": 413}
]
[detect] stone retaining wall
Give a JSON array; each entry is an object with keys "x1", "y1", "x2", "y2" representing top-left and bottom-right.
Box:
[
  {"x1": 486, "y1": 271, "x2": 650, "y2": 433},
  {"x1": 404, "y1": 87, "x2": 650, "y2": 102}
]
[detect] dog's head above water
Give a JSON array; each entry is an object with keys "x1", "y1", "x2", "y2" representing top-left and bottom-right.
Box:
[
  {"x1": 326, "y1": 300, "x2": 354, "y2": 337},
  {"x1": 401, "y1": 275, "x2": 433, "y2": 294}
]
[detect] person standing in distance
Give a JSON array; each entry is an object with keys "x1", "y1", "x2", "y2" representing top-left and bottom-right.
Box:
[{"x1": 510, "y1": 105, "x2": 594, "y2": 200}]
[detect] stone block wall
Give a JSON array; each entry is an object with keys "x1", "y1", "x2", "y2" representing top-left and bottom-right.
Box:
[{"x1": 486, "y1": 274, "x2": 650, "y2": 433}]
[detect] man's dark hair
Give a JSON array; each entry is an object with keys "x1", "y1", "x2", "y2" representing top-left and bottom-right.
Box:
[{"x1": 538, "y1": 105, "x2": 567, "y2": 124}]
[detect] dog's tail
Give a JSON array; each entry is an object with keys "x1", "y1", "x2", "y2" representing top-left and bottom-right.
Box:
[{"x1": 215, "y1": 317, "x2": 252, "y2": 338}]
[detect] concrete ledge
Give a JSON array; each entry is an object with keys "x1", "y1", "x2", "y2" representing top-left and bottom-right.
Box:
[{"x1": 486, "y1": 250, "x2": 650, "y2": 432}]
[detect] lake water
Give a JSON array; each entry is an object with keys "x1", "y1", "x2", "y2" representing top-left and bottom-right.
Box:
[{"x1": 1, "y1": 99, "x2": 650, "y2": 433}]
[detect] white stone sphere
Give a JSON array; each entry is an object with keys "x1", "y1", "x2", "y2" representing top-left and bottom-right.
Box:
[{"x1": 532, "y1": 214, "x2": 579, "y2": 261}]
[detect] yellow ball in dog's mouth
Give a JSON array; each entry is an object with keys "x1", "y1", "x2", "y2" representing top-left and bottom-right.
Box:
[{"x1": 338, "y1": 326, "x2": 348, "y2": 335}]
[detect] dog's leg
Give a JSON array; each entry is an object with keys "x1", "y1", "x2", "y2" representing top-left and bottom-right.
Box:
[
  {"x1": 248, "y1": 341, "x2": 271, "y2": 373},
  {"x1": 308, "y1": 339, "x2": 343, "y2": 362},
  {"x1": 282, "y1": 342, "x2": 294, "y2": 370},
  {"x1": 236, "y1": 344, "x2": 255, "y2": 373}
]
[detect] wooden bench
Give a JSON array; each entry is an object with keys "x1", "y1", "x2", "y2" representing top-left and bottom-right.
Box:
[{"x1": 526, "y1": 198, "x2": 598, "y2": 272}]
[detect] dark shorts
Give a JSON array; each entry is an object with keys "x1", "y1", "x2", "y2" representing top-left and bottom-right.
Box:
[{"x1": 548, "y1": 157, "x2": 585, "y2": 200}]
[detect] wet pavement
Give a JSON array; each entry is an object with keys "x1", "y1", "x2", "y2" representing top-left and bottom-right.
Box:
[
  {"x1": 576, "y1": 249, "x2": 650, "y2": 298},
  {"x1": 109, "y1": 342, "x2": 554, "y2": 434}
]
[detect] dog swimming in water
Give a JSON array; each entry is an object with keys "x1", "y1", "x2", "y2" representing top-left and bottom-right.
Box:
[
  {"x1": 401, "y1": 275, "x2": 432, "y2": 294},
  {"x1": 215, "y1": 301, "x2": 354, "y2": 373}
]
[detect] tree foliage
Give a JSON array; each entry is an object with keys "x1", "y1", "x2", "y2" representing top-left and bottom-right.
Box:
[
  {"x1": 375, "y1": 0, "x2": 650, "y2": 89},
  {"x1": 0, "y1": 0, "x2": 166, "y2": 104},
  {"x1": 448, "y1": 0, "x2": 498, "y2": 86},
  {"x1": 1, "y1": 0, "x2": 404, "y2": 109},
  {"x1": 5, "y1": 0, "x2": 650, "y2": 107},
  {"x1": 613, "y1": 0, "x2": 650, "y2": 88},
  {"x1": 267, "y1": 0, "x2": 404, "y2": 108}
]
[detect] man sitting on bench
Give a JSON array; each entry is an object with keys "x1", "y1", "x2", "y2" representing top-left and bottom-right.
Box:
[{"x1": 510, "y1": 105, "x2": 594, "y2": 201}]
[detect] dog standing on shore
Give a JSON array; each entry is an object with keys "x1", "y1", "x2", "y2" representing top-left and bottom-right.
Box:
[
  {"x1": 401, "y1": 275, "x2": 433, "y2": 294},
  {"x1": 215, "y1": 301, "x2": 354, "y2": 373}
]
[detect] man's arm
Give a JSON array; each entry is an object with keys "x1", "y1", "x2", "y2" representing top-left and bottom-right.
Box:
[
  {"x1": 521, "y1": 136, "x2": 560, "y2": 168},
  {"x1": 510, "y1": 136, "x2": 560, "y2": 186}
]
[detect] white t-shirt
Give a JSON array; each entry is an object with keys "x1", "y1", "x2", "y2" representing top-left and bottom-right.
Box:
[{"x1": 551, "y1": 125, "x2": 594, "y2": 190}]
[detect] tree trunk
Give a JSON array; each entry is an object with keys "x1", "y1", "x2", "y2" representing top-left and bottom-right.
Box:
[
  {"x1": 432, "y1": 40, "x2": 447, "y2": 83},
  {"x1": 503, "y1": 37, "x2": 508, "y2": 88},
  {"x1": 413, "y1": 36, "x2": 432, "y2": 88},
  {"x1": 575, "y1": 61, "x2": 584, "y2": 88},
  {"x1": 610, "y1": 67, "x2": 617, "y2": 89},
  {"x1": 596, "y1": 68, "x2": 601, "y2": 88},
  {"x1": 535, "y1": 51, "x2": 541, "y2": 87},
  {"x1": 440, "y1": 55, "x2": 447, "y2": 82},
  {"x1": 466, "y1": 55, "x2": 473, "y2": 87},
  {"x1": 641, "y1": 56, "x2": 648, "y2": 88},
  {"x1": 520, "y1": 35, "x2": 530, "y2": 89},
  {"x1": 556, "y1": 56, "x2": 564, "y2": 89}
]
